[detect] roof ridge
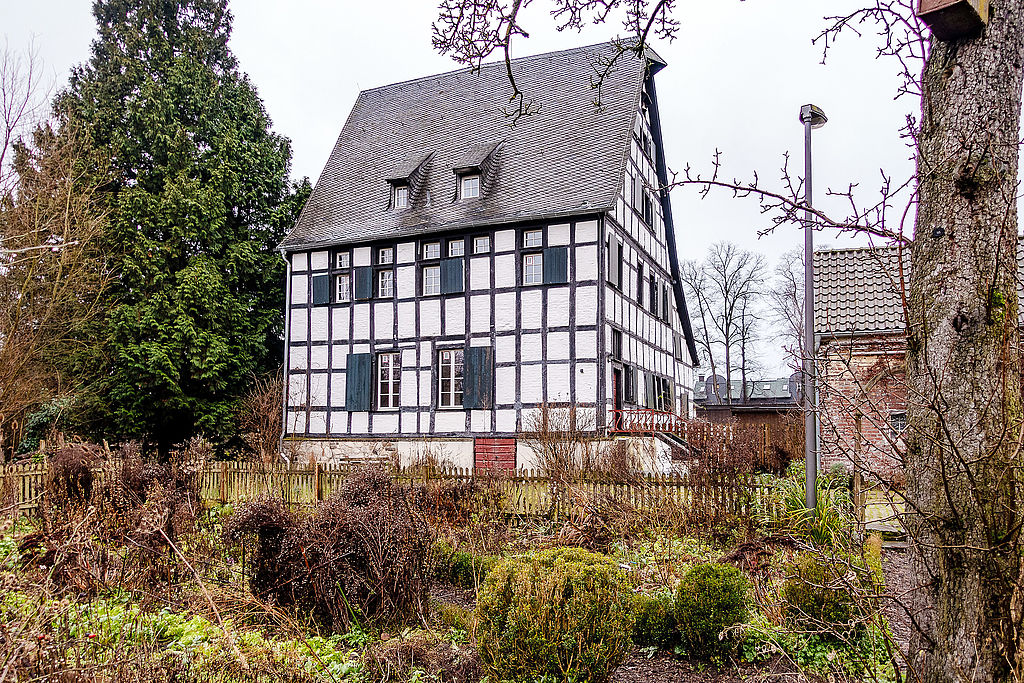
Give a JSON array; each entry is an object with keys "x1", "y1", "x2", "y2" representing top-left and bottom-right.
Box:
[
  {"x1": 815, "y1": 244, "x2": 900, "y2": 255},
  {"x1": 357, "y1": 40, "x2": 632, "y2": 95}
]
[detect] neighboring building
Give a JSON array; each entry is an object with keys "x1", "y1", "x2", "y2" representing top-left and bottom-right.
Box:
[
  {"x1": 814, "y1": 246, "x2": 907, "y2": 481},
  {"x1": 278, "y1": 43, "x2": 698, "y2": 469}
]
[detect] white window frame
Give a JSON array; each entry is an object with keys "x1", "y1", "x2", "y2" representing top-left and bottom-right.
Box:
[
  {"x1": 438, "y1": 349, "x2": 464, "y2": 408},
  {"x1": 336, "y1": 251, "x2": 351, "y2": 269},
  {"x1": 423, "y1": 242, "x2": 440, "y2": 260},
  {"x1": 378, "y1": 270, "x2": 394, "y2": 298},
  {"x1": 461, "y1": 174, "x2": 480, "y2": 199},
  {"x1": 523, "y1": 252, "x2": 543, "y2": 285},
  {"x1": 377, "y1": 352, "x2": 401, "y2": 410},
  {"x1": 378, "y1": 247, "x2": 394, "y2": 265},
  {"x1": 393, "y1": 185, "x2": 409, "y2": 209},
  {"x1": 449, "y1": 240, "x2": 465, "y2": 257},
  {"x1": 473, "y1": 235, "x2": 490, "y2": 253},
  {"x1": 423, "y1": 264, "x2": 441, "y2": 295},
  {"x1": 523, "y1": 229, "x2": 543, "y2": 248},
  {"x1": 335, "y1": 273, "x2": 350, "y2": 302}
]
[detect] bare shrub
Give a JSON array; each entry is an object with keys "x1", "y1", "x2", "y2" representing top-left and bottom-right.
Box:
[
  {"x1": 682, "y1": 423, "x2": 757, "y2": 538},
  {"x1": 238, "y1": 370, "x2": 283, "y2": 462},
  {"x1": 364, "y1": 631, "x2": 481, "y2": 683},
  {"x1": 225, "y1": 467, "x2": 434, "y2": 631}
]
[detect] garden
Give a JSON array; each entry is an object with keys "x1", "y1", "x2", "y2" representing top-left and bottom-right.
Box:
[{"x1": 0, "y1": 438, "x2": 905, "y2": 683}]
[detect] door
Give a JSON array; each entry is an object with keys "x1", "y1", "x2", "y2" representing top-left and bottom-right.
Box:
[{"x1": 612, "y1": 367, "x2": 623, "y2": 430}]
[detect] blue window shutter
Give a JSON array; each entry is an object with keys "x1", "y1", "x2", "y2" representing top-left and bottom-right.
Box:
[
  {"x1": 543, "y1": 246, "x2": 568, "y2": 284},
  {"x1": 354, "y1": 267, "x2": 373, "y2": 300},
  {"x1": 441, "y1": 258, "x2": 464, "y2": 294},
  {"x1": 345, "y1": 353, "x2": 372, "y2": 411},
  {"x1": 311, "y1": 274, "x2": 330, "y2": 305},
  {"x1": 463, "y1": 347, "x2": 494, "y2": 409}
]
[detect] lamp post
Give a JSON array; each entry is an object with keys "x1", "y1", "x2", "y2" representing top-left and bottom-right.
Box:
[{"x1": 800, "y1": 103, "x2": 826, "y2": 510}]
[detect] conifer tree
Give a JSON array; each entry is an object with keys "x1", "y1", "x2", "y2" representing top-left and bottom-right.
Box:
[{"x1": 58, "y1": 0, "x2": 309, "y2": 454}]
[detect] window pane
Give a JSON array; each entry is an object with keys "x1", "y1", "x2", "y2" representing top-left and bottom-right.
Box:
[
  {"x1": 523, "y1": 253, "x2": 543, "y2": 285},
  {"x1": 423, "y1": 265, "x2": 440, "y2": 295},
  {"x1": 524, "y1": 230, "x2": 542, "y2": 248},
  {"x1": 424, "y1": 242, "x2": 440, "y2": 259},
  {"x1": 449, "y1": 240, "x2": 465, "y2": 257},
  {"x1": 474, "y1": 236, "x2": 490, "y2": 253},
  {"x1": 336, "y1": 274, "x2": 350, "y2": 302},
  {"x1": 462, "y1": 175, "x2": 480, "y2": 198},
  {"x1": 379, "y1": 271, "x2": 393, "y2": 297},
  {"x1": 393, "y1": 186, "x2": 408, "y2": 208},
  {"x1": 337, "y1": 252, "x2": 350, "y2": 269},
  {"x1": 379, "y1": 248, "x2": 393, "y2": 264}
]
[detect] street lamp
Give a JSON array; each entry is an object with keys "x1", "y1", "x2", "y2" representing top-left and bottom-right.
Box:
[{"x1": 800, "y1": 104, "x2": 826, "y2": 510}]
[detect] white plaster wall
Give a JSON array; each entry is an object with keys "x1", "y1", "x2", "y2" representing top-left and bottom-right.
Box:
[{"x1": 291, "y1": 252, "x2": 308, "y2": 272}]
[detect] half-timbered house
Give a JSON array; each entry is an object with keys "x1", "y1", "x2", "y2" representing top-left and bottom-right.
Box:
[{"x1": 279, "y1": 43, "x2": 698, "y2": 468}]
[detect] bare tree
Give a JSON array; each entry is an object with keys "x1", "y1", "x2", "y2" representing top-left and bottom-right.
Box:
[
  {"x1": 0, "y1": 44, "x2": 107, "y2": 458},
  {"x1": 768, "y1": 248, "x2": 805, "y2": 374},
  {"x1": 680, "y1": 242, "x2": 766, "y2": 404}
]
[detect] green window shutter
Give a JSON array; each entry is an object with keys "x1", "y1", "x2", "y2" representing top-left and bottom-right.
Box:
[
  {"x1": 463, "y1": 347, "x2": 494, "y2": 409},
  {"x1": 311, "y1": 274, "x2": 330, "y2": 305},
  {"x1": 345, "y1": 353, "x2": 372, "y2": 411},
  {"x1": 662, "y1": 284, "x2": 670, "y2": 322},
  {"x1": 441, "y1": 258, "x2": 465, "y2": 294},
  {"x1": 354, "y1": 266, "x2": 373, "y2": 300},
  {"x1": 543, "y1": 246, "x2": 568, "y2": 284},
  {"x1": 645, "y1": 372, "x2": 655, "y2": 409},
  {"x1": 607, "y1": 236, "x2": 619, "y2": 287}
]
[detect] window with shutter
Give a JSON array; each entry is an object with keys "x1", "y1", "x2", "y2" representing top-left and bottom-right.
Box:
[
  {"x1": 607, "y1": 236, "x2": 619, "y2": 288},
  {"x1": 636, "y1": 262, "x2": 644, "y2": 306},
  {"x1": 649, "y1": 276, "x2": 658, "y2": 316},
  {"x1": 311, "y1": 274, "x2": 330, "y2": 306},
  {"x1": 543, "y1": 246, "x2": 568, "y2": 284},
  {"x1": 354, "y1": 267, "x2": 373, "y2": 300},
  {"x1": 662, "y1": 284, "x2": 670, "y2": 322},
  {"x1": 345, "y1": 353, "x2": 373, "y2": 411},
  {"x1": 463, "y1": 347, "x2": 494, "y2": 409},
  {"x1": 438, "y1": 349, "x2": 465, "y2": 408},
  {"x1": 441, "y1": 258, "x2": 464, "y2": 294}
]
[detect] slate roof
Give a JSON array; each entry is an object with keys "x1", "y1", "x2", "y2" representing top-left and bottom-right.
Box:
[
  {"x1": 280, "y1": 42, "x2": 653, "y2": 250},
  {"x1": 813, "y1": 246, "x2": 907, "y2": 336},
  {"x1": 694, "y1": 377, "x2": 796, "y2": 404}
]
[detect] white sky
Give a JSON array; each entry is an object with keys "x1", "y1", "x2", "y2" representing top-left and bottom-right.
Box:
[{"x1": 3, "y1": 0, "x2": 920, "y2": 376}]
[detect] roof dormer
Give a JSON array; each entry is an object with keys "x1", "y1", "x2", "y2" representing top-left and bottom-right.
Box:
[
  {"x1": 386, "y1": 151, "x2": 433, "y2": 209},
  {"x1": 453, "y1": 141, "x2": 502, "y2": 200}
]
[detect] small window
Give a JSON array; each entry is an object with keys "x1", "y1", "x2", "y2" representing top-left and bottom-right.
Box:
[
  {"x1": 473, "y1": 235, "x2": 490, "y2": 253},
  {"x1": 336, "y1": 251, "x2": 350, "y2": 269},
  {"x1": 642, "y1": 192, "x2": 655, "y2": 226},
  {"x1": 636, "y1": 262, "x2": 644, "y2": 306},
  {"x1": 449, "y1": 240, "x2": 465, "y2": 257},
  {"x1": 438, "y1": 349, "x2": 464, "y2": 408},
  {"x1": 523, "y1": 253, "x2": 543, "y2": 285},
  {"x1": 335, "y1": 274, "x2": 350, "y2": 302},
  {"x1": 377, "y1": 352, "x2": 401, "y2": 409},
  {"x1": 641, "y1": 131, "x2": 653, "y2": 159},
  {"x1": 378, "y1": 247, "x2": 393, "y2": 265},
  {"x1": 461, "y1": 175, "x2": 480, "y2": 199},
  {"x1": 649, "y1": 275, "x2": 658, "y2": 316},
  {"x1": 611, "y1": 329, "x2": 623, "y2": 359},
  {"x1": 378, "y1": 270, "x2": 394, "y2": 298},
  {"x1": 523, "y1": 230, "x2": 543, "y2": 248},
  {"x1": 423, "y1": 242, "x2": 440, "y2": 260},
  {"x1": 392, "y1": 185, "x2": 409, "y2": 209},
  {"x1": 889, "y1": 411, "x2": 908, "y2": 439},
  {"x1": 423, "y1": 265, "x2": 441, "y2": 295},
  {"x1": 624, "y1": 366, "x2": 636, "y2": 403}
]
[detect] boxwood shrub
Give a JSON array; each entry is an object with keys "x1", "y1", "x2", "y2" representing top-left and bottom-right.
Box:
[
  {"x1": 475, "y1": 547, "x2": 633, "y2": 683},
  {"x1": 632, "y1": 591, "x2": 677, "y2": 649},
  {"x1": 673, "y1": 563, "x2": 749, "y2": 659}
]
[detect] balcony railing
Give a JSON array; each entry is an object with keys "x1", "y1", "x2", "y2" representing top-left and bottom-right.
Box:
[{"x1": 609, "y1": 409, "x2": 691, "y2": 435}]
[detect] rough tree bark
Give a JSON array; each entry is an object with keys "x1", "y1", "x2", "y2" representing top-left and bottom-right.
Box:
[{"x1": 906, "y1": 3, "x2": 1024, "y2": 682}]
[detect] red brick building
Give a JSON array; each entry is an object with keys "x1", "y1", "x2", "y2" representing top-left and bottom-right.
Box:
[{"x1": 814, "y1": 247, "x2": 907, "y2": 482}]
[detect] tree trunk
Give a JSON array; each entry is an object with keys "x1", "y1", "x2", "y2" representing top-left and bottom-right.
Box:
[{"x1": 906, "y1": 4, "x2": 1024, "y2": 682}]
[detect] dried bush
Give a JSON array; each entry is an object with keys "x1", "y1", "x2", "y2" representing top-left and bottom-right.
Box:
[
  {"x1": 476, "y1": 547, "x2": 633, "y2": 683},
  {"x1": 226, "y1": 468, "x2": 434, "y2": 631},
  {"x1": 43, "y1": 442, "x2": 104, "y2": 514},
  {"x1": 363, "y1": 631, "x2": 481, "y2": 683},
  {"x1": 673, "y1": 563, "x2": 749, "y2": 660}
]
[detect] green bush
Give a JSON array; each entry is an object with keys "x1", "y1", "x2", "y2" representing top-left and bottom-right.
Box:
[
  {"x1": 433, "y1": 540, "x2": 499, "y2": 589},
  {"x1": 673, "y1": 563, "x2": 748, "y2": 659},
  {"x1": 632, "y1": 592, "x2": 677, "y2": 649},
  {"x1": 476, "y1": 547, "x2": 633, "y2": 683},
  {"x1": 781, "y1": 553, "x2": 863, "y2": 639}
]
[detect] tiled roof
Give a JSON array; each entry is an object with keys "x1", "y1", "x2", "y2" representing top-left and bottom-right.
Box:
[
  {"x1": 281, "y1": 42, "x2": 651, "y2": 250},
  {"x1": 813, "y1": 246, "x2": 907, "y2": 336},
  {"x1": 694, "y1": 377, "x2": 796, "y2": 403}
]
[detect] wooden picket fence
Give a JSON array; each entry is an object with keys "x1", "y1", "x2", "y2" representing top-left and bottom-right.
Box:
[{"x1": 1, "y1": 461, "x2": 774, "y2": 519}]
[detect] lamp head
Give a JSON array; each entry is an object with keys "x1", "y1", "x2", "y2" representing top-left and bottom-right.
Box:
[{"x1": 800, "y1": 104, "x2": 828, "y2": 129}]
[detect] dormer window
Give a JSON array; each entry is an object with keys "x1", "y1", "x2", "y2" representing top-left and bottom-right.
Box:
[
  {"x1": 460, "y1": 174, "x2": 480, "y2": 199},
  {"x1": 392, "y1": 184, "x2": 409, "y2": 209}
]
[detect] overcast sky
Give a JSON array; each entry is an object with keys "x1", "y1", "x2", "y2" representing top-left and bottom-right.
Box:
[{"x1": 3, "y1": 0, "x2": 919, "y2": 376}]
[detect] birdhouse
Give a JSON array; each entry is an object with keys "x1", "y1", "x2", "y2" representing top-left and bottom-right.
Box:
[{"x1": 917, "y1": 0, "x2": 989, "y2": 40}]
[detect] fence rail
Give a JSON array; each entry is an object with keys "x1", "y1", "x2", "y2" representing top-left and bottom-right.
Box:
[{"x1": 2, "y1": 461, "x2": 775, "y2": 519}]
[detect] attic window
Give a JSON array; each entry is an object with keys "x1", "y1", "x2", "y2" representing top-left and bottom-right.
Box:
[
  {"x1": 461, "y1": 175, "x2": 480, "y2": 199},
  {"x1": 392, "y1": 185, "x2": 409, "y2": 209}
]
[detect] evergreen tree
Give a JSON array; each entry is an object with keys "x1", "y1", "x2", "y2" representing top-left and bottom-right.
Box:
[{"x1": 58, "y1": 0, "x2": 309, "y2": 454}]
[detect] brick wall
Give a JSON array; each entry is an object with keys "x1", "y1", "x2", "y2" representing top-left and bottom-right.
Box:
[{"x1": 818, "y1": 334, "x2": 906, "y2": 483}]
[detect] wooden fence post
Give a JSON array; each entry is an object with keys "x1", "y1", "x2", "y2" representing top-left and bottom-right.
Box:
[
  {"x1": 219, "y1": 461, "x2": 228, "y2": 505},
  {"x1": 315, "y1": 462, "x2": 322, "y2": 502}
]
